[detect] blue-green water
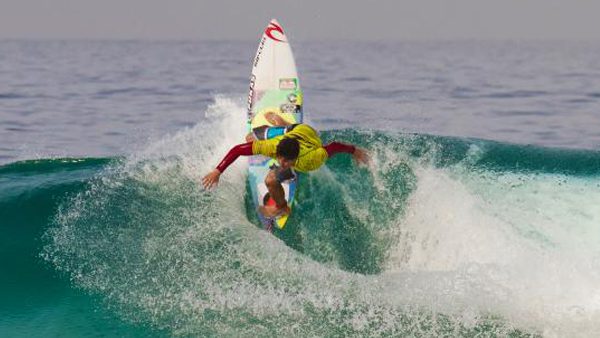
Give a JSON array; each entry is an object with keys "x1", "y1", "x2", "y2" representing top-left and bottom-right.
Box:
[
  {"x1": 0, "y1": 158, "x2": 164, "y2": 337},
  {"x1": 3, "y1": 115, "x2": 600, "y2": 336}
]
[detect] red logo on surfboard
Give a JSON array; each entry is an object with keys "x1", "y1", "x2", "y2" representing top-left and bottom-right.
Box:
[{"x1": 265, "y1": 22, "x2": 285, "y2": 42}]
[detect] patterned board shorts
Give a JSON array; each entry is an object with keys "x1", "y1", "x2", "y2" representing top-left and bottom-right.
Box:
[{"x1": 270, "y1": 163, "x2": 297, "y2": 183}]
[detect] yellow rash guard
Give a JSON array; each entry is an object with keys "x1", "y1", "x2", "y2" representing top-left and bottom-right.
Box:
[{"x1": 251, "y1": 124, "x2": 328, "y2": 172}]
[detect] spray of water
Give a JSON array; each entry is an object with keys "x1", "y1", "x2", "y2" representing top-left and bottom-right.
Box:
[{"x1": 43, "y1": 96, "x2": 600, "y2": 336}]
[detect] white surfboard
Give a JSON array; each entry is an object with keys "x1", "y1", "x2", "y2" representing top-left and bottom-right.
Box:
[{"x1": 247, "y1": 19, "x2": 303, "y2": 230}]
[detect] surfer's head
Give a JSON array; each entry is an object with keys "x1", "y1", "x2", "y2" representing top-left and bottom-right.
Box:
[{"x1": 276, "y1": 137, "x2": 299, "y2": 168}]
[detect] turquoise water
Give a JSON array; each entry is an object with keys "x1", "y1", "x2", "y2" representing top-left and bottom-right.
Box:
[
  {"x1": 0, "y1": 158, "x2": 165, "y2": 337},
  {"x1": 3, "y1": 102, "x2": 600, "y2": 335}
]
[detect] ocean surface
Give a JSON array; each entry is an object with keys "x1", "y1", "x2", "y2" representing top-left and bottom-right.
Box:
[{"x1": 1, "y1": 40, "x2": 600, "y2": 337}]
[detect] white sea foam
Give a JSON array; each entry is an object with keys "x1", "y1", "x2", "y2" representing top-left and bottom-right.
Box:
[{"x1": 384, "y1": 163, "x2": 600, "y2": 336}]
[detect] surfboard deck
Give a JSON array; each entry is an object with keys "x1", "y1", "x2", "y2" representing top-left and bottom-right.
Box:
[{"x1": 247, "y1": 19, "x2": 302, "y2": 230}]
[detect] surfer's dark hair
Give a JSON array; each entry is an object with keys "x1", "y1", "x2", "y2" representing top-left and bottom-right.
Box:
[{"x1": 277, "y1": 138, "x2": 300, "y2": 160}]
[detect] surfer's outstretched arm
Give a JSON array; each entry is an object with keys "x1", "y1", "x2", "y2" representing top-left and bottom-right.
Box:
[
  {"x1": 202, "y1": 142, "x2": 253, "y2": 189},
  {"x1": 324, "y1": 142, "x2": 370, "y2": 165}
]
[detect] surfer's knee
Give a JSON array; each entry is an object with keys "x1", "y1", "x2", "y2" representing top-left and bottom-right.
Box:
[{"x1": 265, "y1": 170, "x2": 279, "y2": 187}]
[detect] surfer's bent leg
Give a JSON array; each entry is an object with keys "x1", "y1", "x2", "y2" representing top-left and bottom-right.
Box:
[
  {"x1": 264, "y1": 111, "x2": 292, "y2": 127},
  {"x1": 252, "y1": 124, "x2": 299, "y2": 140},
  {"x1": 265, "y1": 170, "x2": 287, "y2": 209}
]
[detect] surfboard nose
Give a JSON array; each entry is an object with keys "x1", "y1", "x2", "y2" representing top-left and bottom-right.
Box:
[
  {"x1": 268, "y1": 19, "x2": 283, "y2": 30},
  {"x1": 264, "y1": 19, "x2": 286, "y2": 42}
]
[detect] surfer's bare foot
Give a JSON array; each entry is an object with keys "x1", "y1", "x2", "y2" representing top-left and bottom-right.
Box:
[
  {"x1": 259, "y1": 204, "x2": 290, "y2": 218},
  {"x1": 265, "y1": 112, "x2": 290, "y2": 126},
  {"x1": 245, "y1": 132, "x2": 256, "y2": 142}
]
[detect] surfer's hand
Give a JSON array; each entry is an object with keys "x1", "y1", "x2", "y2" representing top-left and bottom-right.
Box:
[
  {"x1": 352, "y1": 147, "x2": 371, "y2": 166},
  {"x1": 202, "y1": 169, "x2": 221, "y2": 190}
]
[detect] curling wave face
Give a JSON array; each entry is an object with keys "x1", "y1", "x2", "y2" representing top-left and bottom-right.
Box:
[{"x1": 2, "y1": 97, "x2": 600, "y2": 336}]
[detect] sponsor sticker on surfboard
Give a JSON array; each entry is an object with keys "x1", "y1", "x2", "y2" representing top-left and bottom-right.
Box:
[{"x1": 279, "y1": 78, "x2": 297, "y2": 90}]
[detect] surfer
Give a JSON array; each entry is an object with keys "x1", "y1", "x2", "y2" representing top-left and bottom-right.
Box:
[{"x1": 202, "y1": 113, "x2": 369, "y2": 218}]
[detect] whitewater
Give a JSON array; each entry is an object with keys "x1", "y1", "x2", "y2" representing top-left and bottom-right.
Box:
[{"x1": 0, "y1": 97, "x2": 582, "y2": 336}]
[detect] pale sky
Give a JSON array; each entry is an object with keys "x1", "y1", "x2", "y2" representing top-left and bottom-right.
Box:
[{"x1": 1, "y1": 0, "x2": 599, "y2": 40}]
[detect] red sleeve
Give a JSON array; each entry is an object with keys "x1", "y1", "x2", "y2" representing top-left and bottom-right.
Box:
[
  {"x1": 323, "y1": 142, "x2": 356, "y2": 157},
  {"x1": 216, "y1": 142, "x2": 254, "y2": 173}
]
